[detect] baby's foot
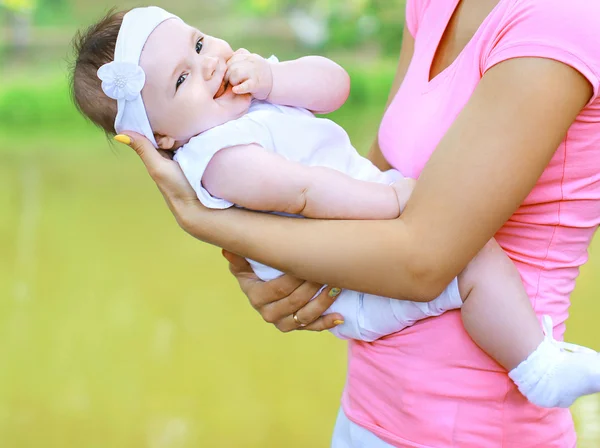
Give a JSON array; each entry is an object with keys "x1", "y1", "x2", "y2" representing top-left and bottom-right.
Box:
[{"x1": 510, "y1": 315, "x2": 600, "y2": 408}]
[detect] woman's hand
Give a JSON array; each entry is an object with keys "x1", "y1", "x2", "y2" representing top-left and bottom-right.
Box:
[
  {"x1": 115, "y1": 132, "x2": 200, "y2": 227},
  {"x1": 222, "y1": 250, "x2": 344, "y2": 332}
]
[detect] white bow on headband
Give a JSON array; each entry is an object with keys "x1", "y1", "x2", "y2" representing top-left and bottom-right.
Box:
[{"x1": 97, "y1": 6, "x2": 182, "y2": 147}]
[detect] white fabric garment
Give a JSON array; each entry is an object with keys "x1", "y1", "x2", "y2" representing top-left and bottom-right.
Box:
[
  {"x1": 331, "y1": 408, "x2": 395, "y2": 448},
  {"x1": 174, "y1": 100, "x2": 463, "y2": 340}
]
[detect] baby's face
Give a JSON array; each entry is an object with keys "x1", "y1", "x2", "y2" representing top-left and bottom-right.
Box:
[{"x1": 140, "y1": 18, "x2": 251, "y2": 147}]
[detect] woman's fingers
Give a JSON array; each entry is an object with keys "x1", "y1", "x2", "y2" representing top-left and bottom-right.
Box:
[
  {"x1": 114, "y1": 132, "x2": 201, "y2": 225},
  {"x1": 223, "y1": 250, "x2": 344, "y2": 333},
  {"x1": 117, "y1": 132, "x2": 164, "y2": 178},
  {"x1": 116, "y1": 132, "x2": 178, "y2": 188},
  {"x1": 260, "y1": 280, "x2": 323, "y2": 324},
  {"x1": 297, "y1": 313, "x2": 345, "y2": 332},
  {"x1": 275, "y1": 286, "x2": 342, "y2": 332},
  {"x1": 224, "y1": 249, "x2": 255, "y2": 280},
  {"x1": 223, "y1": 250, "x2": 304, "y2": 307}
]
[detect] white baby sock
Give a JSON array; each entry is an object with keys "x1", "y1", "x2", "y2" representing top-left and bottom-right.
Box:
[
  {"x1": 329, "y1": 278, "x2": 463, "y2": 342},
  {"x1": 509, "y1": 315, "x2": 600, "y2": 408}
]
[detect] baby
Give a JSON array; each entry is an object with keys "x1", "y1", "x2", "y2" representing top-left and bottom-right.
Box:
[{"x1": 71, "y1": 6, "x2": 600, "y2": 409}]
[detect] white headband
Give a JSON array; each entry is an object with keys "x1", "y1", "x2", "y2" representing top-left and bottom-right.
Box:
[{"x1": 97, "y1": 7, "x2": 181, "y2": 147}]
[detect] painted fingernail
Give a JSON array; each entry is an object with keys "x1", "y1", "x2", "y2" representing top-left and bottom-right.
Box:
[
  {"x1": 329, "y1": 287, "x2": 341, "y2": 298},
  {"x1": 333, "y1": 320, "x2": 344, "y2": 326},
  {"x1": 114, "y1": 134, "x2": 131, "y2": 146}
]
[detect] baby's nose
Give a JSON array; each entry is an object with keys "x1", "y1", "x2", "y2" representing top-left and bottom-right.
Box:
[{"x1": 201, "y1": 56, "x2": 219, "y2": 80}]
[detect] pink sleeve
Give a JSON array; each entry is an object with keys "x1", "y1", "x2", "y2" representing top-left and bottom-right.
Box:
[
  {"x1": 405, "y1": 0, "x2": 432, "y2": 38},
  {"x1": 482, "y1": 0, "x2": 600, "y2": 104}
]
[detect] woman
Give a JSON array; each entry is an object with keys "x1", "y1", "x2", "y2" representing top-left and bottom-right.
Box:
[{"x1": 118, "y1": 0, "x2": 600, "y2": 445}]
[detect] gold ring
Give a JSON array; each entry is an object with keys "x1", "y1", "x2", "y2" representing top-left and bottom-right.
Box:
[{"x1": 293, "y1": 312, "x2": 307, "y2": 327}]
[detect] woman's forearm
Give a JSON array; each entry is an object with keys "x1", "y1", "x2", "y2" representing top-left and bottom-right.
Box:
[{"x1": 179, "y1": 204, "x2": 439, "y2": 301}]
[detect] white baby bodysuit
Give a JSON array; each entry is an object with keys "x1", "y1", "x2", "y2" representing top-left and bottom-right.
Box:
[{"x1": 174, "y1": 100, "x2": 462, "y2": 340}]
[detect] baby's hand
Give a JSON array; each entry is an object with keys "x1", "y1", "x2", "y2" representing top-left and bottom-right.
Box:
[
  {"x1": 225, "y1": 48, "x2": 273, "y2": 100},
  {"x1": 392, "y1": 178, "x2": 417, "y2": 213}
]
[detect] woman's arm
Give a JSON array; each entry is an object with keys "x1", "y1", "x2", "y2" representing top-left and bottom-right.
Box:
[{"x1": 174, "y1": 57, "x2": 592, "y2": 301}]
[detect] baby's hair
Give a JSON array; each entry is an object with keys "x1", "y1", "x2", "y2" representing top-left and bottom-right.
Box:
[{"x1": 69, "y1": 8, "x2": 129, "y2": 135}]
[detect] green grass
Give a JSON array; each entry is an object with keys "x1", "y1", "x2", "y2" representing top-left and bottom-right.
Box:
[{"x1": 1, "y1": 63, "x2": 600, "y2": 447}]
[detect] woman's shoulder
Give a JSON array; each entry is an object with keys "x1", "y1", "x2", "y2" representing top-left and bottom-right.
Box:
[
  {"x1": 512, "y1": 0, "x2": 600, "y2": 13},
  {"x1": 483, "y1": 0, "x2": 600, "y2": 100},
  {"x1": 502, "y1": 0, "x2": 600, "y2": 38}
]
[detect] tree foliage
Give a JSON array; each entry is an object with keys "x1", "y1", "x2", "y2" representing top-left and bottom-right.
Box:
[{"x1": 235, "y1": 0, "x2": 406, "y2": 54}]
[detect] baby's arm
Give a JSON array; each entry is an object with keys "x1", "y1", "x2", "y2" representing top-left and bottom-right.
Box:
[
  {"x1": 202, "y1": 144, "x2": 401, "y2": 219},
  {"x1": 268, "y1": 56, "x2": 350, "y2": 114},
  {"x1": 226, "y1": 50, "x2": 350, "y2": 114}
]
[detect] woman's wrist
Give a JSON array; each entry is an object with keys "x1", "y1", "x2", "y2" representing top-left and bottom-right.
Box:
[
  {"x1": 176, "y1": 202, "x2": 211, "y2": 239},
  {"x1": 177, "y1": 203, "x2": 241, "y2": 249}
]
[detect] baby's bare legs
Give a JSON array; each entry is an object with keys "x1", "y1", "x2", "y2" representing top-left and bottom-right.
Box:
[
  {"x1": 458, "y1": 239, "x2": 543, "y2": 370},
  {"x1": 459, "y1": 239, "x2": 600, "y2": 408}
]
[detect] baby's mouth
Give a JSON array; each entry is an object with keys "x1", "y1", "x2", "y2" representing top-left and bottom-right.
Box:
[{"x1": 214, "y1": 79, "x2": 229, "y2": 99}]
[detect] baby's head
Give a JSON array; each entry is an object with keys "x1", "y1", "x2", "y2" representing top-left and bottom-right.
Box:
[{"x1": 71, "y1": 7, "x2": 251, "y2": 149}]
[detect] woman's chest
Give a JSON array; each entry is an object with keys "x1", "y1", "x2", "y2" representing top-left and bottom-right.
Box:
[
  {"x1": 379, "y1": 0, "x2": 508, "y2": 177},
  {"x1": 378, "y1": 56, "x2": 481, "y2": 178}
]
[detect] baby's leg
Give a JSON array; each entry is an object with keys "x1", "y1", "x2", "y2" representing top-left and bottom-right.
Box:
[
  {"x1": 460, "y1": 239, "x2": 600, "y2": 408},
  {"x1": 459, "y1": 240, "x2": 543, "y2": 369}
]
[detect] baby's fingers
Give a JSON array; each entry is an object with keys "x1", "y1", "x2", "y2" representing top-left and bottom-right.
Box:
[
  {"x1": 226, "y1": 65, "x2": 250, "y2": 88},
  {"x1": 232, "y1": 79, "x2": 256, "y2": 95},
  {"x1": 226, "y1": 53, "x2": 250, "y2": 70},
  {"x1": 232, "y1": 47, "x2": 250, "y2": 57}
]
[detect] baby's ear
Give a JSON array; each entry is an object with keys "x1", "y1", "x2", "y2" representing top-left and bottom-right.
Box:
[{"x1": 155, "y1": 134, "x2": 176, "y2": 150}]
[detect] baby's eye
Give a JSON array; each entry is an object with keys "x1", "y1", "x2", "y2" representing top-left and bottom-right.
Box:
[
  {"x1": 176, "y1": 73, "x2": 188, "y2": 90},
  {"x1": 195, "y1": 37, "x2": 203, "y2": 54}
]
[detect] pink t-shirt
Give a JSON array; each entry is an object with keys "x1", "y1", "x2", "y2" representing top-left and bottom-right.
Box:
[{"x1": 342, "y1": 0, "x2": 600, "y2": 446}]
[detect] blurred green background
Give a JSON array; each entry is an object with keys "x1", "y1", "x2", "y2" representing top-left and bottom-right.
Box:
[{"x1": 0, "y1": 0, "x2": 599, "y2": 446}]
